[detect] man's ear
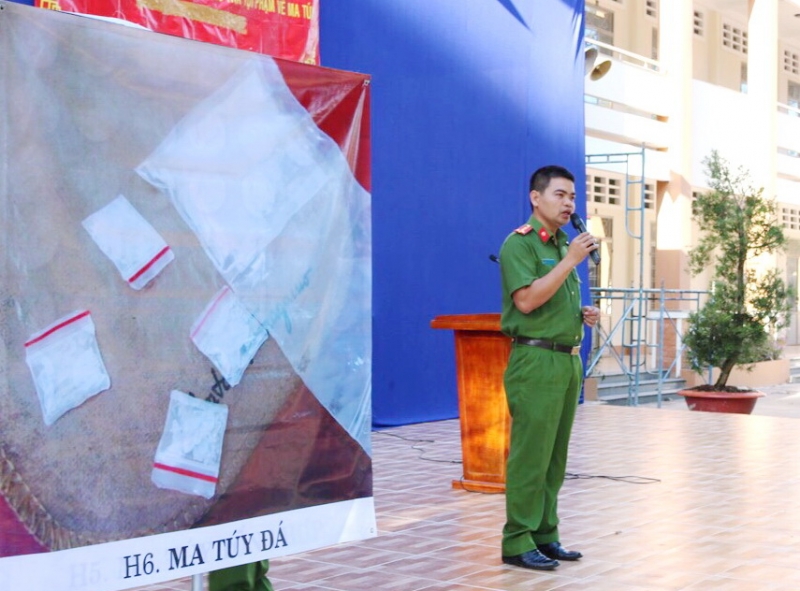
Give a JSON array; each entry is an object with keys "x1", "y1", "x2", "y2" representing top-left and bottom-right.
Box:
[{"x1": 529, "y1": 190, "x2": 539, "y2": 208}]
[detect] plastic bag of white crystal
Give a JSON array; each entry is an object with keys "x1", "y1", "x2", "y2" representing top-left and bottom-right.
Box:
[
  {"x1": 151, "y1": 390, "x2": 228, "y2": 499},
  {"x1": 82, "y1": 194, "x2": 175, "y2": 290},
  {"x1": 190, "y1": 286, "x2": 269, "y2": 388},
  {"x1": 24, "y1": 310, "x2": 111, "y2": 426}
]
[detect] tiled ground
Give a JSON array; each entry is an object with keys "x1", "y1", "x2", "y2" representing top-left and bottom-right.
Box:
[{"x1": 131, "y1": 388, "x2": 800, "y2": 590}]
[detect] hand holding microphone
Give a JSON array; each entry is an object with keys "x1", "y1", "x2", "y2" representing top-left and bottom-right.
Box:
[{"x1": 569, "y1": 213, "x2": 601, "y2": 266}]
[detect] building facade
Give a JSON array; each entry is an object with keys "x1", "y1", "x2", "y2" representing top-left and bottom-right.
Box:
[{"x1": 584, "y1": 0, "x2": 800, "y2": 348}]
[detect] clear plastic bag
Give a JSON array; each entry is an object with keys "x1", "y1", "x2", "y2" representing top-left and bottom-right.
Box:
[
  {"x1": 24, "y1": 310, "x2": 111, "y2": 426},
  {"x1": 190, "y1": 286, "x2": 269, "y2": 387},
  {"x1": 82, "y1": 194, "x2": 175, "y2": 290},
  {"x1": 136, "y1": 60, "x2": 373, "y2": 453},
  {"x1": 151, "y1": 390, "x2": 228, "y2": 499}
]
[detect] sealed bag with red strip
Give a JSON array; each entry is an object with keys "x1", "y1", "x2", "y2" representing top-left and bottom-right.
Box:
[
  {"x1": 190, "y1": 286, "x2": 270, "y2": 388},
  {"x1": 82, "y1": 194, "x2": 175, "y2": 290},
  {"x1": 24, "y1": 310, "x2": 111, "y2": 426},
  {"x1": 151, "y1": 390, "x2": 228, "y2": 499}
]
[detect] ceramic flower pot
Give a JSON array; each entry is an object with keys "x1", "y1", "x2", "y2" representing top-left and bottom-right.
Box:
[{"x1": 677, "y1": 388, "x2": 765, "y2": 414}]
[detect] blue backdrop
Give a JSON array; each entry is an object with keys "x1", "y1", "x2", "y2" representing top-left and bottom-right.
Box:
[
  {"x1": 319, "y1": 1, "x2": 589, "y2": 426},
  {"x1": 5, "y1": 0, "x2": 589, "y2": 427}
]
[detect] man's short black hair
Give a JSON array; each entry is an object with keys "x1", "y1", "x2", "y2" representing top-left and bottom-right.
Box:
[{"x1": 529, "y1": 165, "x2": 575, "y2": 193}]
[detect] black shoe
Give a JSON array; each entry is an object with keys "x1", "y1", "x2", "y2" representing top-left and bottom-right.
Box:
[
  {"x1": 538, "y1": 541, "x2": 582, "y2": 561},
  {"x1": 502, "y1": 549, "x2": 559, "y2": 570}
]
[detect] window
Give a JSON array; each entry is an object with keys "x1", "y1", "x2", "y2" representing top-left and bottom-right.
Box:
[
  {"x1": 649, "y1": 222, "x2": 657, "y2": 289},
  {"x1": 693, "y1": 10, "x2": 704, "y2": 37},
  {"x1": 789, "y1": 81, "x2": 800, "y2": 117},
  {"x1": 651, "y1": 27, "x2": 658, "y2": 61},
  {"x1": 722, "y1": 22, "x2": 748, "y2": 55},
  {"x1": 741, "y1": 62, "x2": 748, "y2": 94},
  {"x1": 585, "y1": 4, "x2": 615, "y2": 50},
  {"x1": 588, "y1": 217, "x2": 613, "y2": 289}
]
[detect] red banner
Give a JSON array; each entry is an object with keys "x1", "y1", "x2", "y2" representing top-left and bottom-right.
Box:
[{"x1": 35, "y1": 0, "x2": 319, "y2": 64}]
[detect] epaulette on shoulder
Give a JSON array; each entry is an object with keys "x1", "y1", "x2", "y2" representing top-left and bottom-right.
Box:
[{"x1": 514, "y1": 223, "x2": 533, "y2": 235}]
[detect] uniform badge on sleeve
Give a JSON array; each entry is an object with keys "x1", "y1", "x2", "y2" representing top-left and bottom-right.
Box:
[{"x1": 514, "y1": 224, "x2": 533, "y2": 235}]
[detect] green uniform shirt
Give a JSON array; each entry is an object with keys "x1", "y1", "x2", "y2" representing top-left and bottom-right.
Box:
[{"x1": 499, "y1": 216, "x2": 583, "y2": 346}]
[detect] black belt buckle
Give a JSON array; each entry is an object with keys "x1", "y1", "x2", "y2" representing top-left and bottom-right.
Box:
[{"x1": 515, "y1": 337, "x2": 579, "y2": 356}]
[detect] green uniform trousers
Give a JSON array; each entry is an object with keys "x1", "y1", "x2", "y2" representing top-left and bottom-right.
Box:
[
  {"x1": 208, "y1": 561, "x2": 273, "y2": 591},
  {"x1": 501, "y1": 344, "x2": 582, "y2": 557}
]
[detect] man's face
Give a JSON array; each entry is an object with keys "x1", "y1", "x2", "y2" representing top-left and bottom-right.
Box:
[{"x1": 530, "y1": 176, "x2": 576, "y2": 233}]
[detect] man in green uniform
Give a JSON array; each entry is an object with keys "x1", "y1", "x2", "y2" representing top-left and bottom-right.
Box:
[
  {"x1": 209, "y1": 561, "x2": 273, "y2": 591},
  {"x1": 498, "y1": 165, "x2": 600, "y2": 571}
]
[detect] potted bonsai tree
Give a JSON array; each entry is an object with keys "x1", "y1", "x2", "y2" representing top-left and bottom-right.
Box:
[{"x1": 679, "y1": 150, "x2": 792, "y2": 414}]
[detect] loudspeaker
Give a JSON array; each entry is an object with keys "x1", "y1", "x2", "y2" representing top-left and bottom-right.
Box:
[
  {"x1": 584, "y1": 46, "x2": 599, "y2": 76},
  {"x1": 590, "y1": 59, "x2": 612, "y2": 81},
  {"x1": 584, "y1": 45, "x2": 612, "y2": 81}
]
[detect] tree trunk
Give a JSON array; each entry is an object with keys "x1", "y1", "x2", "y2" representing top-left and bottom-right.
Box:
[{"x1": 715, "y1": 357, "x2": 736, "y2": 389}]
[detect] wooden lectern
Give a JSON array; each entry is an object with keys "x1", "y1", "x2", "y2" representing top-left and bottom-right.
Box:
[{"x1": 430, "y1": 313, "x2": 510, "y2": 493}]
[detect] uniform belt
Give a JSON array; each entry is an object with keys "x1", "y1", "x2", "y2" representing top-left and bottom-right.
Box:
[{"x1": 514, "y1": 337, "x2": 580, "y2": 355}]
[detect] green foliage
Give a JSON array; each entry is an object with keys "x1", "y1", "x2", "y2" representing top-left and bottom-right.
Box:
[{"x1": 684, "y1": 151, "x2": 792, "y2": 389}]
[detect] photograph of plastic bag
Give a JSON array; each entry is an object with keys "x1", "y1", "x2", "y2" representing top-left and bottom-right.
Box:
[
  {"x1": 0, "y1": 3, "x2": 374, "y2": 569},
  {"x1": 24, "y1": 310, "x2": 111, "y2": 426},
  {"x1": 82, "y1": 194, "x2": 175, "y2": 290},
  {"x1": 152, "y1": 390, "x2": 229, "y2": 499},
  {"x1": 136, "y1": 59, "x2": 373, "y2": 453},
  {"x1": 190, "y1": 286, "x2": 270, "y2": 387}
]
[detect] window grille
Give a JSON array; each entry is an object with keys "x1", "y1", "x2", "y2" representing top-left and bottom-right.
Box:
[
  {"x1": 643, "y1": 182, "x2": 655, "y2": 210},
  {"x1": 782, "y1": 207, "x2": 800, "y2": 232},
  {"x1": 587, "y1": 175, "x2": 621, "y2": 206},
  {"x1": 693, "y1": 10, "x2": 704, "y2": 37},
  {"x1": 785, "y1": 49, "x2": 799, "y2": 76},
  {"x1": 722, "y1": 22, "x2": 748, "y2": 55}
]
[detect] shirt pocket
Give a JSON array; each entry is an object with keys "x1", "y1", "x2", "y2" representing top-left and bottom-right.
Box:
[{"x1": 537, "y1": 259, "x2": 556, "y2": 277}]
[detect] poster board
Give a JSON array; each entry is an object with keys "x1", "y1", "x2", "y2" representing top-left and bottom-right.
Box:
[{"x1": 0, "y1": 3, "x2": 373, "y2": 589}]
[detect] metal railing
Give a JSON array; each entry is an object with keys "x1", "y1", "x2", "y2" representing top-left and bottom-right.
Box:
[
  {"x1": 587, "y1": 285, "x2": 707, "y2": 406},
  {"x1": 778, "y1": 102, "x2": 800, "y2": 117},
  {"x1": 586, "y1": 39, "x2": 662, "y2": 73}
]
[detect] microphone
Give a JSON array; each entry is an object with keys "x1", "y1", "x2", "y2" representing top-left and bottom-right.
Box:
[
  {"x1": 570, "y1": 213, "x2": 601, "y2": 266},
  {"x1": 489, "y1": 254, "x2": 499, "y2": 264}
]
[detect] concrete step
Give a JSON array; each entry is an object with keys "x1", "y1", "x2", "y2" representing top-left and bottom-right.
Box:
[
  {"x1": 592, "y1": 373, "x2": 685, "y2": 389},
  {"x1": 590, "y1": 372, "x2": 686, "y2": 405},
  {"x1": 788, "y1": 357, "x2": 800, "y2": 383},
  {"x1": 601, "y1": 389, "x2": 685, "y2": 406}
]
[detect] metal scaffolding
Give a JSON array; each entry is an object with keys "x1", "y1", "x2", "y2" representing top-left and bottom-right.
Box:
[
  {"x1": 587, "y1": 285, "x2": 705, "y2": 405},
  {"x1": 585, "y1": 147, "x2": 706, "y2": 405}
]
